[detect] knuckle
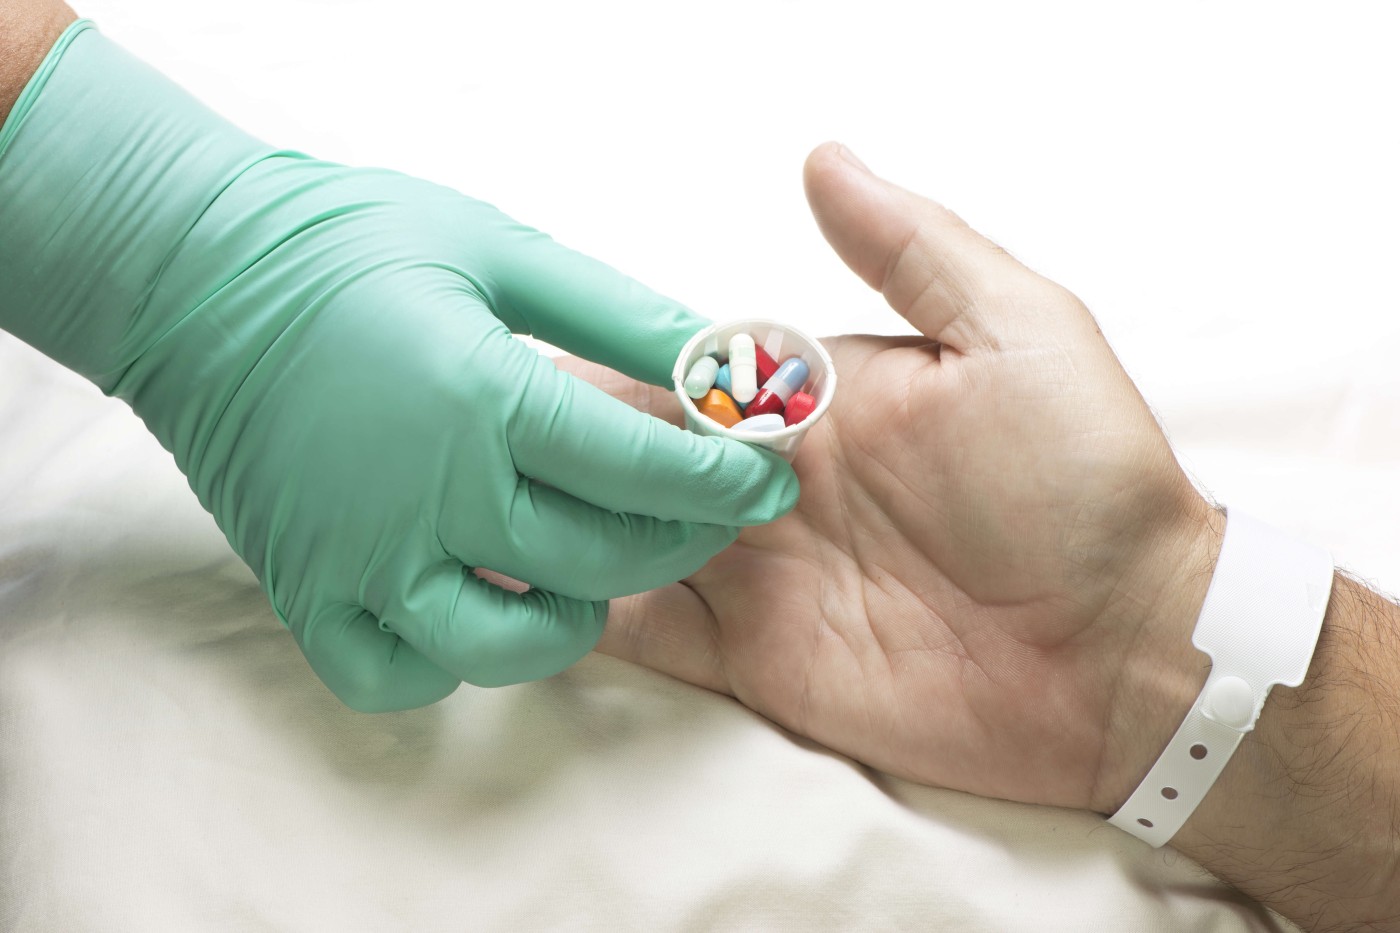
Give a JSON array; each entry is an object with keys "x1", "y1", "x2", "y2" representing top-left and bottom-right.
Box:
[
  {"x1": 334, "y1": 676, "x2": 402, "y2": 714},
  {"x1": 324, "y1": 650, "x2": 407, "y2": 713}
]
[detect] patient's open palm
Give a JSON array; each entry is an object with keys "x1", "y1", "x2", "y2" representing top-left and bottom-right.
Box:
[{"x1": 577, "y1": 145, "x2": 1216, "y2": 812}]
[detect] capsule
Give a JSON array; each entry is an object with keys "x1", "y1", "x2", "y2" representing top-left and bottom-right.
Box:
[
  {"x1": 683, "y1": 356, "x2": 719, "y2": 398},
  {"x1": 695, "y1": 388, "x2": 743, "y2": 429},
  {"x1": 744, "y1": 356, "x2": 810, "y2": 419},
  {"x1": 784, "y1": 391, "x2": 817, "y2": 427},
  {"x1": 754, "y1": 346, "x2": 780, "y2": 386},
  {"x1": 743, "y1": 391, "x2": 784, "y2": 419},
  {"x1": 728, "y1": 334, "x2": 757, "y2": 404},
  {"x1": 713, "y1": 362, "x2": 735, "y2": 399},
  {"x1": 731, "y1": 413, "x2": 786, "y2": 433}
]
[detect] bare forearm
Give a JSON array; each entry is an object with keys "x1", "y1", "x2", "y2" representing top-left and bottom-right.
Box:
[
  {"x1": 0, "y1": 0, "x2": 76, "y2": 126},
  {"x1": 1175, "y1": 572, "x2": 1400, "y2": 930}
]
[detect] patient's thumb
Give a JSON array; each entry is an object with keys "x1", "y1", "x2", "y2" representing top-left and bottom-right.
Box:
[{"x1": 802, "y1": 141, "x2": 1038, "y2": 349}]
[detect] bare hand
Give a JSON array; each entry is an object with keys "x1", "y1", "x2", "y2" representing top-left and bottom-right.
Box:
[{"x1": 567, "y1": 142, "x2": 1220, "y2": 812}]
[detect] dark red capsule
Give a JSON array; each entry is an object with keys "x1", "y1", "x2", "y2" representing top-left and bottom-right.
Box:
[
  {"x1": 754, "y1": 346, "x2": 780, "y2": 386},
  {"x1": 744, "y1": 389, "x2": 785, "y2": 418}
]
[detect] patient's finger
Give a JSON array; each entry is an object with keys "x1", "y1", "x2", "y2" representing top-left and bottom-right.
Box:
[
  {"x1": 552, "y1": 355, "x2": 684, "y2": 426},
  {"x1": 803, "y1": 141, "x2": 1064, "y2": 352},
  {"x1": 550, "y1": 355, "x2": 741, "y2": 694},
  {"x1": 595, "y1": 584, "x2": 732, "y2": 696}
]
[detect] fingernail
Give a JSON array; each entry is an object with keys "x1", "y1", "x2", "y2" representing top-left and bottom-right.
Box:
[{"x1": 837, "y1": 143, "x2": 871, "y2": 173}]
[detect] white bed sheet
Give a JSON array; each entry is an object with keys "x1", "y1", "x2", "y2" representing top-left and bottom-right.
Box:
[
  {"x1": 4, "y1": 1, "x2": 1399, "y2": 929},
  {"x1": 3, "y1": 336, "x2": 1312, "y2": 932}
]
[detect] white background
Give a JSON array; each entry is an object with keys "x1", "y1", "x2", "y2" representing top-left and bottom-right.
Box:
[{"x1": 78, "y1": 0, "x2": 1400, "y2": 588}]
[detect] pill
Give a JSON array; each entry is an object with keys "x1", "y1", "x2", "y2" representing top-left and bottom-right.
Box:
[
  {"x1": 743, "y1": 391, "x2": 784, "y2": 419},
  {"x1": 695, "y1": 388, "x2": 743, "y2": 429},
  {"x1": 755, "y1": 346, "x2": 780, "y2": 386},
  {"x1": 784, "y1": 391, "x2": 817, "y2": 426},
  {"x1": 683, "y1": 356, "x2": 719, "y2": 398},
  {"x1": 713, "y1": 362, "x2": 734, "y2": 398},
  {"x1": 744, "y1": 356, "x2": 810, "y2": 418},
  {"x1": 731, "y1": 413, "x2": 787, "y2": 433},
  {"x1": 766, "y1": 357, "x2": 809, "y2": 401},
  {"x1": 728, "y1": 334, "x2": 757, "y2": 403},
  {"x1": 711, "y1": 365, "x2": 745, "y2": 411}
]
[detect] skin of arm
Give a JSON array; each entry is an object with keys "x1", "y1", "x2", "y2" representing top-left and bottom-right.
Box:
[
  {"x1": 0, "y1": 0, "x2": 75, "y2": 125},
  {"x1": 1171, "y1": 572, "x2": 1400, "y2": 931}
]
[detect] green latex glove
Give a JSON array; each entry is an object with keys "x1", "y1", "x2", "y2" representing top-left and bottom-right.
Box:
[{"x1": 0, "y1": 21, "x2": 797, "y2": 711}]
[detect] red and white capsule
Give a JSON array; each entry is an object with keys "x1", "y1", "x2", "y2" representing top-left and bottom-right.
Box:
[
  {"x1": 754, "y1": 345, "x2": 780, "y2": 386},
  {"x1": 743, "y1": 356, "x2": 809, "y2": 418}
]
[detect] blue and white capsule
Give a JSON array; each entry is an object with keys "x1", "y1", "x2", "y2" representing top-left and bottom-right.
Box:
[{"x1": 744, "y1": 356, "x2": 810, "y2": 418}]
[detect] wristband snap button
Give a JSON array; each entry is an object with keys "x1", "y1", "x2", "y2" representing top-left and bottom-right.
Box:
[{"x1": 1203, "y1": 675, "x2": 1255, "y2": 729}]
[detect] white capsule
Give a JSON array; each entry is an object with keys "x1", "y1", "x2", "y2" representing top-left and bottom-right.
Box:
[
  {"x1": 728, "y1": 333, "x2": 757, "y2": 403},
  {"x1": 731, "y1": 413, "x2": 787, "y2": 433},
  {"x1": 683, "y1": 356, "x2": 719, "y2": 398}
]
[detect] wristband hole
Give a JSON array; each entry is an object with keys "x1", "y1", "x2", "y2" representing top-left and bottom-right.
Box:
[
  {"x1": 1161, "y1": 787, "x2": 1178, "y2": 800},
  {"x1": 1190, "y1": 743, "x2": 1208, "y2": 760},
  {"x1": 1136, "y1": 818, "x2": 1153, "y2": 828}
]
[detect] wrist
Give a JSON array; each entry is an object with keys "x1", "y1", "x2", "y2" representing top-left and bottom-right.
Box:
[
  {"x1": 1173, "y1": 573, "x2": 1400, "y2": 923},
  {"x1": 0, "y1": 21, "x2": 272, "y2": 389},
  {"x1": 0, "y1": 1, "x2": 76, "y2": 126},
  {"x1": 1090, "y1": 498, "x2": 1225, "y2": 814},
  {"x1": 1091, "y1": 506, "x2": 1400, "y2": 926}
]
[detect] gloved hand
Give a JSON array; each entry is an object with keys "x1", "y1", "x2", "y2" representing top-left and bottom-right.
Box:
[{"x1": 0, "y1": 21, "x2": 797, "y2": 711}]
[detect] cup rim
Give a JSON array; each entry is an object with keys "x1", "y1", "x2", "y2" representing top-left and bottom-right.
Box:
[{"x1": 671, "y1": 318, "x2": 837, "y2": 441}]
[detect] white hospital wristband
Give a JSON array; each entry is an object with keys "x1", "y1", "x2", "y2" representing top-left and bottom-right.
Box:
[{"x1": 1107, "y1": 509, "x2": 1334, "y2": 847}]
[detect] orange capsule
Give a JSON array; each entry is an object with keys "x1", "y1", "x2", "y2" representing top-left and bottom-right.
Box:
[{"x1": 696, "y1": 388, "x2": 743, "y2": 428}]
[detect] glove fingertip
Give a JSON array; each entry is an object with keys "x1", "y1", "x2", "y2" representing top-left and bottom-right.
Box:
[{"x1": 707, "y1": 441, "x2": 801, "y2": 526}]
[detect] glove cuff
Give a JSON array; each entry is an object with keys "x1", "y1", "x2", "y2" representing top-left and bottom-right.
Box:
[
  {"x1": 0, "y1": 20, "x2": 274, "y2": 390},
  {"x1": 0, "y1": 19, "x2": 92, "y2": 158}
]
